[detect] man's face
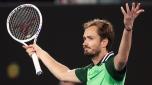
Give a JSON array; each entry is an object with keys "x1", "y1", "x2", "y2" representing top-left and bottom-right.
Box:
[{"x1": 83, "y1": 26, "x2": 101, "y2": 56}]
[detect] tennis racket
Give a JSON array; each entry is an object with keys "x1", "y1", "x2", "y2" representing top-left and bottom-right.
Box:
[{"x1": 6, "y1": 4, "x2": 43, "y2": 75}]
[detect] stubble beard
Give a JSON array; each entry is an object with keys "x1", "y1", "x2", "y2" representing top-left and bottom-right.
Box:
[{"x1": 84, "y1": 49, "x2": 100, "y2": 59}]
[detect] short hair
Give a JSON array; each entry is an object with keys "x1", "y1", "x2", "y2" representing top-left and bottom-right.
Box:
[{"x1": 83, "y1": 19, "x2": 115, "y2": 51}]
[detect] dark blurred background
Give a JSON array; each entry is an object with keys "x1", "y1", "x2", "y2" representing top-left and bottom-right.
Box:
[{"x1": 0, "y1": 0, "x2": 152, "y2": 85}]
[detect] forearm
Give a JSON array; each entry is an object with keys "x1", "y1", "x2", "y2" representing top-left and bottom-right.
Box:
[
  {"x1": 38, "y1": 50, "x2": 70, "y2": 80},
  {"x1": 118, "y1": 28, "x2": 132, "y2": 59},
  {"x1": 115, "y1": 28, "x2": 132, "y2": 70}
]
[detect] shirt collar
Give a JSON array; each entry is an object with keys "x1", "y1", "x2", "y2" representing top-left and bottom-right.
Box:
[{"x1": 95, "y1": 51, "x2": 114, "y2": 66}]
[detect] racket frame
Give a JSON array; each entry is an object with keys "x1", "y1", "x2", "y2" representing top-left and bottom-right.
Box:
[
  {"x1": 6, "y1": 4, "x2": 43, "y2": 75},
  {"x1": 7, "y1": 4, "x2": 42, "y2": 44}
]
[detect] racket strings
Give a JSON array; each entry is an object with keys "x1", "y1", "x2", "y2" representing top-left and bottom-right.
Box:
[{"x1": 9, "y1": 7, "x2": 40, "y2": 40}]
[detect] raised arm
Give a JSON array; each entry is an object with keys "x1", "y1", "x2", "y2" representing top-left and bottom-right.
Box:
[
  {"x1": 23, "y1": 43, "x2": 80, "y2": 82},
  {"x1": 114, "y1": 2, "x2": 144, "y2": 71}
]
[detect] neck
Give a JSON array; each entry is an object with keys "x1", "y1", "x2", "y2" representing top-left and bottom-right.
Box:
[{"x1": 92, "y1": 50, "x2": 108, "y2": 65}]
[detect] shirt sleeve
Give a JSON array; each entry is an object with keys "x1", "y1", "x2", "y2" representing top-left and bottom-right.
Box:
[
  {"x1": 75, "y1": 66, "x2": 88, "y2": 83},
  {"x1": 105, "y1": 55, "x2": 126, "y2": 81}
]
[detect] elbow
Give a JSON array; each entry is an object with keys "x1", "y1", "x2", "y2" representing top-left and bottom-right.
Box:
[
  {"x1": 57, "y1": 73, "x2": 66, "y2": 81},
  {"x1": 115, "y1": 55, "x2": 129, "y2": 71},
  {"x1": 115, "y1": 61, "x2": 125, "y2": 71},
  {"x1": 59, "y1": 77, "x2": 65, "y2": 81},
  {"x1": 58, "y1": 75, "x2": 67, "y2": 82},
  {"x1": 118, "y1": 60, "x2": 126, "y2": 68},
  {"x1": 57, "y1": 70, "x2": 69, "y2": 81}
]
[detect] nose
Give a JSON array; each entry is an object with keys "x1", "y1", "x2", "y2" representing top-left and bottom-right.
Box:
[{"x1": 83, "y1": 40, "x2": 87, "y2": 47}]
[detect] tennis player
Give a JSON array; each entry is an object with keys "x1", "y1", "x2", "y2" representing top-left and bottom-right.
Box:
[{"x1": 23, "y1": 2, "x2": 144, "y2": 85}]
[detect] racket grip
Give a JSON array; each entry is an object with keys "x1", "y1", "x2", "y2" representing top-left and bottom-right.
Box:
[{"x1": 31, "y1": 53, "x2": 42, "y2": 75}]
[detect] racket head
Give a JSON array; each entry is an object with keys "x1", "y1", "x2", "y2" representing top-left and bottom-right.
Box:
[{"x1": 6, "y1": 4, "x2": 42, "y2": 43}]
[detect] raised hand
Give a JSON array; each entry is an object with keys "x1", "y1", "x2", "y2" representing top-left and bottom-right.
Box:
[{"x1": 121, "y1": 3, "x2": 144, "y2": 31}]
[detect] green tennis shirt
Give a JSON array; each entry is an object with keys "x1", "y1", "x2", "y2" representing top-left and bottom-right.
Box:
[{"x1": 75, "y1": 52, "x2": 126, "y2": 85}]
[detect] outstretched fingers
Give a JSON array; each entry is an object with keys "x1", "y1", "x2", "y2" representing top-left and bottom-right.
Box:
[
  {"x1": 135, "y1": 9, "x2": 144, "y2": 18},
  {"x1": 134, "y1": 3, "x2": 141, "y2": 12},
  {"x1": 121, "y1": 2, "x2": 144, "y2": 18},
  {"x1": 121, "y1": 3, "x2": 131, "y2": 16},
  {"x1": 133, "y1": 3, "x2": 144, "y2": 18},
  {"x1": 126, "y1": 3, "x2": 131, "y2": 13},
  {"x1": 121, "y1": 6, "x2": 126, "y2": 16},
  {"x1": 131, "y1": 2, "x2": 135, "y2": 11}
]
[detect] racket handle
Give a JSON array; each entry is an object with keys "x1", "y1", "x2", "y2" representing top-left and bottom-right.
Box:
[{"x1": 31, "y1": 53, "x2": 43, "y2": 75}]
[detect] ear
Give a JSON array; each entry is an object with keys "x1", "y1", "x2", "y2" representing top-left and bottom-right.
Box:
[{"x1": 100, "y1": 38, "x2": 108, "y2": 48}]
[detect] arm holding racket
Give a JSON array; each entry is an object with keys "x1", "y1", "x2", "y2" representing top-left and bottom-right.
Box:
[
  {"x1": 23, "y1": 43, "x2": 81, "y2": 82},
  {"x1": 6, "y1": 4, "x2": 43, "y2": 76}
]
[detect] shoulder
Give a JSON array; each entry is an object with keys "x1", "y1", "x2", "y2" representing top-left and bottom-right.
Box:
[{"x1": 105, "y1": 52, "x2": 126, "y2": 81}]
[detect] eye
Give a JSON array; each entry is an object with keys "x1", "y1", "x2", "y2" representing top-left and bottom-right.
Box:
[{"x1": 88, "y1": 36, "x2": 93, "y2": 40}]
